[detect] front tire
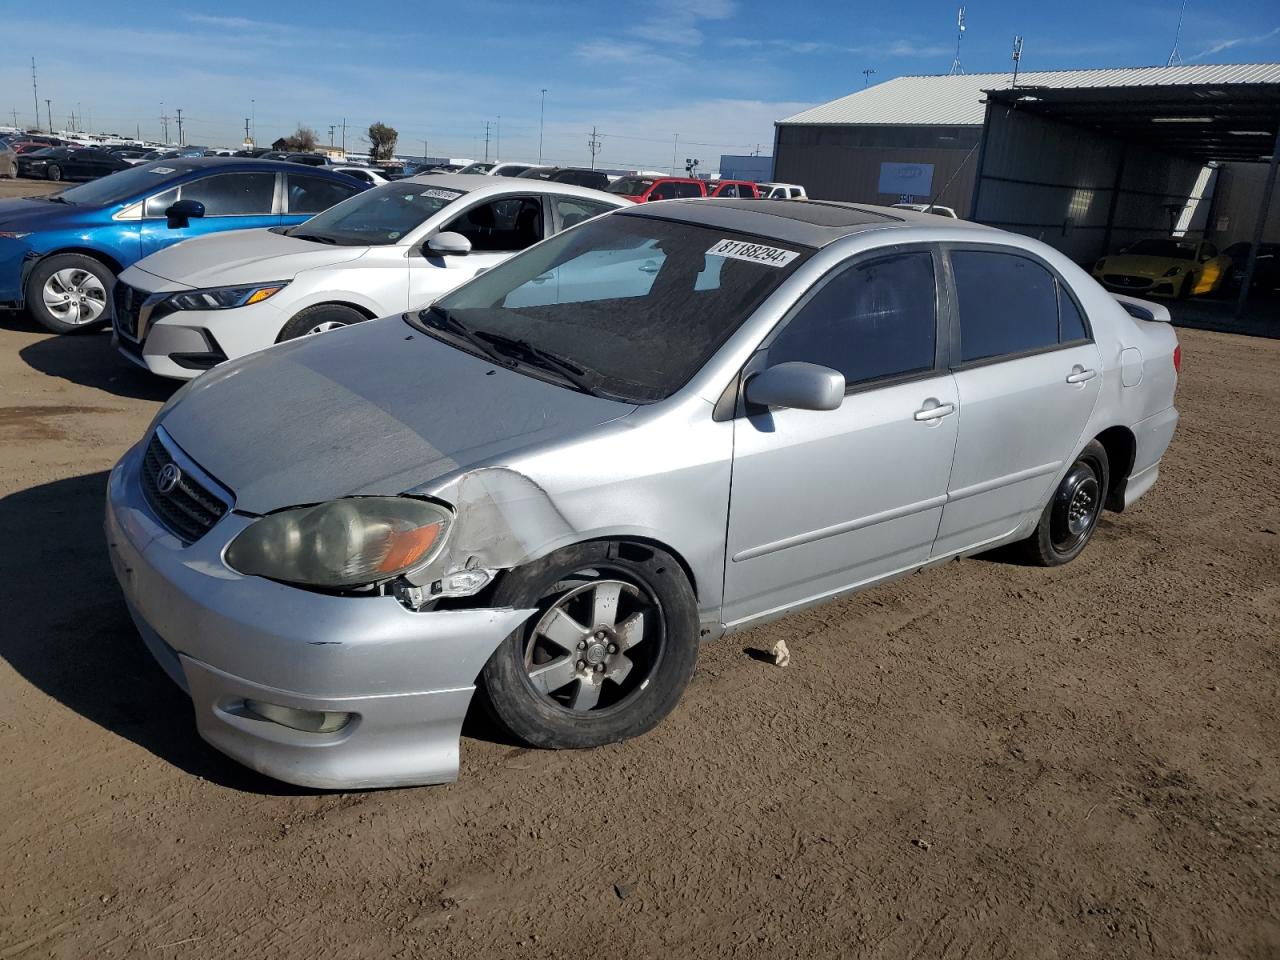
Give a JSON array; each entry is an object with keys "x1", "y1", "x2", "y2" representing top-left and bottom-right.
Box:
[
  {"x1": 480, "y1": 542, "x2": 699, "y2": 749},
  {"x1": 1019, "y1": 440, "x2": 1109, "y2": 566},
  {"x1": 46, "y1": 163, "x2": 62, "y2": 182},
  {"x1": 24, "y1": 253, "x2": 113, "y2": 334},
  {"x1": 276, "y1": 303, "x2": 366, "y2": 342}
]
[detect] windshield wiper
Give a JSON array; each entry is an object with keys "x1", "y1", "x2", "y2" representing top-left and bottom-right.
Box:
[
  {"x1": 473, "y1": 331, "x2": 604, "y2": 396},
  {"x1": 289, "y1": 231, "x2": 338, "y2": 245},
  {"x1": 417, "y1": 305, "x2": 512, "y2": 367}
]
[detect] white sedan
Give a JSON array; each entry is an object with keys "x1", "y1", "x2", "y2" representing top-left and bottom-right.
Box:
[
  {"x1": 329, "y1": 165, "x2": 390, "y2": 186},
  {"x1": 112, "y1": 175, "x2": 629, "y2": 379}
]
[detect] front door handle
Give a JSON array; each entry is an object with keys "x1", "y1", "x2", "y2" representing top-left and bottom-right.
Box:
[
  {"x1": 914, "y1": 399, "x2": 956, "y2": 421},
  {"x1": 1066, "y1": 365, "x2": 1097, "y2": 384}
]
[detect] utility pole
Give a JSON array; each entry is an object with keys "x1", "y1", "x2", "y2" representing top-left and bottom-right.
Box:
[
  {"x1": 423, "y1": 139, "x2": 429, "y2": 162},
  {"x1": 11, "y1": 109, "x2": 20, "y2": 127},
  {"x1": 496, "y1": 116, "x2": 501, "y2": 161},
  {"x1": 587, "y1": 126, "x2": 602, "y2": 170},
  {"x1": 328, "y1": 124, "x2": 335, "y2": 146},
  {"x1": 483, "y1": 120, "x2": 491, "y2": 162},
  {"x1": 341, "y1": 118, "x2": 346, "y2": 154},
  {"x1": 176, "y1": 108, "x2": 184, "y2": 146},
  {"x1": 31, "y1": 58, "x2": 39, "y2": 130},
  {"x1": 672, "y1": 133, "x2": 679, "y2": 175},
  {"x1": 44, "y1": 99, "x2": 52, "y2": 134},
  {"x1": 244, "y1": 118, "x2": 251, "y2": 145},
  {"x1": 251, "y1": 99, "x2": 256, "y2": 142},
  {"x1": 160, "y1": 108, "x2": 170, "y2": 145},
  {"x1": 537, "y1": 87, "x2": 547, "y2": 163},
  {"x1": 862, "y1": 68, "x2": 876, "y2": 87},
  {"x1": 949, "y1": 6, "x2": 966, "y2": 75}
]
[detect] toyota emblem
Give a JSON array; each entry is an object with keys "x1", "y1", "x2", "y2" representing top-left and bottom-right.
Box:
[{"x1": 156, "y1": 462, "x2": 182, "y2": 495}]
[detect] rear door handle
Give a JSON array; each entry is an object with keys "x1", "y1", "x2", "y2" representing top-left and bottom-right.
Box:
[
  {"x1": 914, "y1": 400, "x2": 956, "y2": 421},
  {"x1": 1066, "y1": 366, "x2": 1097, "y2": 384}
]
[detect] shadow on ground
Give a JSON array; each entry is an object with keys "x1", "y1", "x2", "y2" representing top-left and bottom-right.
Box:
[
  {"x1": 4, "y1": 311, "x2": 176, "y2": 402},
  {"x1": 0, "y1": 471, "x2": 309, "y2": 794}
]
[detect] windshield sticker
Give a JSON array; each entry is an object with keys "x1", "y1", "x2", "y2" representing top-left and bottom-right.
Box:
[
  {"x1": 706, "y1": 238, "x2": 798, "y2": 267},
  {"x1": 420, "y1": 188, "x2": 464, "y2": 201},
  {"x1": 150, "y1": 166, "x2": 176, "y2": 174}
]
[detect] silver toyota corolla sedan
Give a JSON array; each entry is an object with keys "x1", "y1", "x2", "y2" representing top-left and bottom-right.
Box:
[{"x1": 106, "y1": 200, "x2": 1180, "y2": 789}]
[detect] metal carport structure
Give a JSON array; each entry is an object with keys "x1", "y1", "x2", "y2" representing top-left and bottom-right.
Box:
[{"x1": 969, "y1": 64, "x2": 1280, "y2": 317}]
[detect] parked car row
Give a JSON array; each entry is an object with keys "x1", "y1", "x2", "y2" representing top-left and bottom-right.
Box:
[{"x1": 93, "y1": 192, "x2": 1180, "y2": 789}]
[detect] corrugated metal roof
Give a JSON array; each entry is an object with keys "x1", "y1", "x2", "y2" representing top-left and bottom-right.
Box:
[{"x1": 779, "y1": 63, "x2": 1280, "y2": 127}]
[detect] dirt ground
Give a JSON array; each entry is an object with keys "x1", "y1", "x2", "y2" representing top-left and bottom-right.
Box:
[{"x1": 1, "y1": 177, "x2": 1278, "y2": 960}]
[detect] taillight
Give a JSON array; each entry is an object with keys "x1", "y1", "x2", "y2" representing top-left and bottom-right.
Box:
[{"x1": 1173, "y1": 344, "x2": 1182, "y2": 375}]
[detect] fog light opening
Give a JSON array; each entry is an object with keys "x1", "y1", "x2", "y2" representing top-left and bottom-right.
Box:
[{"x1": 244, "y1": 699, "x2": 353, "y2": 733}]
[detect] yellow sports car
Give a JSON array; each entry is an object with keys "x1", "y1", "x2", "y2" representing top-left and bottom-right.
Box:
[{"x1": 1092, "y1": 238, "x2": 1231, "y2": 298}]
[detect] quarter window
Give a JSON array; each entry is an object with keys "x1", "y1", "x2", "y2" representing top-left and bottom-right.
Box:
[
  {"x1": 768, "y1": 251, "x2": 937, "y2": 386},
  {"x1": 1058, "y1": 283, "x2": 1088, "y2": 343},
  {"x1": 287, "y1": 173, "x2": 360, "y2": 214},
  {"x1": 951, "y1": 251, "x2": 1059, "y2": 363}
]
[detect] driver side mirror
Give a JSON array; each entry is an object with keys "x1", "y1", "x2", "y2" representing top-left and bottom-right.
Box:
[
  {"x1": 165, "y1": 199, "x2": 205, "y2": 230},
  {"x1": 426, "y1": 231, "x2": 472, "y2": 256},
  {"x1": 745, "y1": 362, "x2": 845, "y2": 412}
]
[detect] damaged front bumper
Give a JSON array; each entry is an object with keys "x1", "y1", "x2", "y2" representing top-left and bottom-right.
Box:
[{"x1": 104, "y1": 443, "x2": 536, "y2": 789}]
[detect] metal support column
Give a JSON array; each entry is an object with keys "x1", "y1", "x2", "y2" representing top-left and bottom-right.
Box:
[
  {"x1": 1236, "y1": 125, "x2": 1280, "y2": 319},
  {"x1": 1101, "y1": 141, "x2": 1128, "y2": 259}
]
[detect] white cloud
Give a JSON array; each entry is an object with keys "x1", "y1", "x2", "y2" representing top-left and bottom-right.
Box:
[{"x1": 1191, "y1": 25, "x2": 1280, "y2": 60}]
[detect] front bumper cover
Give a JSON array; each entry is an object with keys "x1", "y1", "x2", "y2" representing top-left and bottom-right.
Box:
[{"x1": 105, "y1": 441, "x2": 536, "y2": 789}]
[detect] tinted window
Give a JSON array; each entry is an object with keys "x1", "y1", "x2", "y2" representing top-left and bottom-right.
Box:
[
  {"x1": 952, "y1": 251, "x2": 1058, "y2": 363},
  {"x1": 769, "y1": 252, "x2": 936, "y2": 386},
  {"x1": 608, "y1": 177, "x2": 654, "y2": 195},
  {"x1": 655, "y1": 181, "x2": 702, "y2": 200},
  {"x1": 287, "y1": 173, "x2": 359, "y2": 214},
  {"x1": 427, "y1": 217, "x2": 810, "y2": 402},
  {"x1": 443, "y1": 196, "x2": 543, "y2": 252},
  {"x1": 1058, "y1": 283, "x2": 1087, "y2": 343},
  {"x1": 554, "y1": 196, "x2": 616, "y2": 229},
  {"x1": 180, "y1": 172, "x2": 277, "y2": 215}
]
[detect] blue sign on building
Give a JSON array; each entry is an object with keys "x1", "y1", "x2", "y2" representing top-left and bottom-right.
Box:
[
  {"x1": 719, "y1": 154, "x2": 774, "y2": 182},
  {"x1": 878, "y1": 162, "x2": 934, "y2": 197}
]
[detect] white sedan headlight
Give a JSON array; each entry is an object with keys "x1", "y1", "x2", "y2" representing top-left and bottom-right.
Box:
[
  {"x1": 167, "y1": 282, "x2": 289, "y2": 311},
  {"x1": 226, "y1": 497, "x2": 452, "y2": 588}
]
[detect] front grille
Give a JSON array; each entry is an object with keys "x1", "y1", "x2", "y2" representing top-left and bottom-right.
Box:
[
  {"x1": 140, "y1": 434, "x2": 229, "y2": 544},
  {"x1": 1103, "y1": 274, "x2": 1154, "y2": 289},
  {"x1": 112, "y1": 281, "x2": 148, "y2": 341}
]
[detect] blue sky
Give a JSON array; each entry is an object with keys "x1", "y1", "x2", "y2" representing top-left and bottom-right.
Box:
[{"x1": 2, "y1": 0, "x2": 1278, "y2": 170}]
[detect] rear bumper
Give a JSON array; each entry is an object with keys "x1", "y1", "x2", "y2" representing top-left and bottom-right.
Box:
[
  {"x1": 1121, "y1": 405, "x2": 1178, "y2": 510},
  {"x1": 105, "y1": 441, "x2": 536, "y2": 789}
]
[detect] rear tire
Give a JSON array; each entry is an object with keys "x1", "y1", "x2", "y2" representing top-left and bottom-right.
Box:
[
  {"x1": 1018, "y1": 440, "x2": 1109, "y2": 567},
  {"x1": 275, "y1": 304, "x2": 366, "y2": 342},
  {"x1": 479, "y1": 541, "x2": 699, "y2": 749},
  {"x1": 24, "y1": 253, "x2": 114, "y2": 334},
  {"x1": 46, "y1": 163, "x2": 62, "y2": 182}
]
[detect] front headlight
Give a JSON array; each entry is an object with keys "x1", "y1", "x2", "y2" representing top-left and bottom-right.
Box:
[
  {"x1": 167, "y1": 282, "x2": 289, "y2": 311},
  {"x1": 225, "y1": 497, "x2": 452, "y2": 589},
  {"x1": 1162, "y1": 266, "x2": 1183, "y2": 277}
]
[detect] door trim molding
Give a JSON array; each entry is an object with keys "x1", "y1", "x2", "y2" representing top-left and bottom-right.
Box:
[
  {"x1": 946, "y1": 460, "x2": 1062, "y2": 502},
  {"x1": 732, "y1": 494, "x2": 948, "y2": 563}
]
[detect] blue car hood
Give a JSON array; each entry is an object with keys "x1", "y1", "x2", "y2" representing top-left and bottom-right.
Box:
[
  {"x1": 156, "y1": 315, "x2": 638, "y2": 515},
  {"x1": 0, "y1": 196, "x2": 86, "y2": 230}
]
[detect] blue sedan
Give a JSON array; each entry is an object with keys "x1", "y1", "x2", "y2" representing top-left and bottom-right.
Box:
[{"x1": 0, "y1": 158, "x2": 367, "y2": 333}]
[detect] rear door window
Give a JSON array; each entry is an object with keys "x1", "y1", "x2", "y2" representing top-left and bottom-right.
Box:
[
  {"x1": 950, "y1": 250, "x2": 1059, "y2": 363},
  {"x1": 768, "y1": 251, "x2": 937, "y2": 387},
  {"x1": 286, "y1": 173, "x2": 361, "y2": 214},
  {"x1": 553, "y1": 196, "x2": 616, "y2": 230}
]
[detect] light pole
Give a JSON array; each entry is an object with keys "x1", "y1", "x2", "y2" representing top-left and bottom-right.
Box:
[
  {"x1": 44, "y1": 99, "x2": 52, "y2": 134},
  {"x1": 538, "y1": 88, "x2": 547, "y2": 164},
  {"x1": 251, "y1": 99, "x2": 256, "y2": 143}
]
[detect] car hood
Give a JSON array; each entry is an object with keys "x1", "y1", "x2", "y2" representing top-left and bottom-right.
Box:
[
  {"x1": 1100, "y1": 254, "x2": 1192, "y2": 277},
  {"x1": 0, "y1": 196, "x2": 82, "y2": 229},
  {"x1": 132, "y1": 228, "x2": 371, "y2": 287},
  {"x1": 156, "y1": 315, "x2": 637, "y2": 514}
]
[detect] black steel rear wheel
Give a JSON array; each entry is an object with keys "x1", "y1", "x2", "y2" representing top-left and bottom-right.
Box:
[{"x1": 1019, "y1": 439, "x2": 1110, "y2": 567}]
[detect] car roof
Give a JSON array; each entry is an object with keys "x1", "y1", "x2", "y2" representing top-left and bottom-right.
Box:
[
  {"x1": 131, "y1": 156, "x2": 360, "y2": 178},
  {"x1": 617, "y1": 198, "x2": 992, "y2": 248},
  {"x1": 400, "y1": 172, "x2": 626, "y2": 203}
]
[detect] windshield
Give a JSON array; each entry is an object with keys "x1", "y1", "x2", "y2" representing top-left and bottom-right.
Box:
[
  {"x1": 1126, "y1": 239, "x2": 1196, "y2": 261},
  {"x1": 289, "y1": 181, "x2": 468, "y2": 245},
  {"x1": 57, "y1": 162, "x2": 194, "y2": 205},
  {"x1": 413, "y1": 214, "x2": 812, "y2": 402},
  {"x1": 608, "y1": 177, "x2": 653, "y2": 195}
]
